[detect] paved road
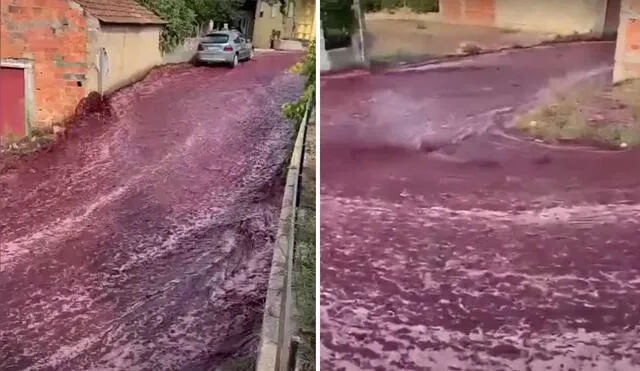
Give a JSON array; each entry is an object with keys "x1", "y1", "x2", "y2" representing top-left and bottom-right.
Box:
[
  {"x1": 320, "y1": 42, "x2": 640, "y2": 371},
  {"x1": 0, "y1": 52, "x2": 301, "y2": 370}
]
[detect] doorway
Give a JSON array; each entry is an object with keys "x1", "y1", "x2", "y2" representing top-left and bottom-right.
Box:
[{"x1": 0, "y1": 60, "x2": 33, "y2": 139}]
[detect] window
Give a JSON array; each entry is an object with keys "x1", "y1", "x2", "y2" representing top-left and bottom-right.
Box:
[{"x1": 204, "y1": 33, "x2": 229, "y2": 43}]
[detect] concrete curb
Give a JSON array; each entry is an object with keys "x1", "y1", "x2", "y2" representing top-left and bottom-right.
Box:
[
  {"x1": 320, "y1": 40, "x2": 615, "y2": 79},
  {"x1": 254, "y1": 49, "x2": 302, "y2": 54},
  {"x1": 256, "y1": 97, "x2": 313, "y2": 371},
  {"x1": 384, "y1": 40, "x2": 615, "y2": 74}
]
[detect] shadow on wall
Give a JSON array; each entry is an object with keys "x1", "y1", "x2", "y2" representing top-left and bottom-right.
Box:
[{"x1": 162, "y1": 38, "x2": 202, "y2": 64}]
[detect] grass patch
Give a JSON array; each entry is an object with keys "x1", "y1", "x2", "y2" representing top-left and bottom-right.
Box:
[
  {"x1": 544, "y1": 31, "x2": 615, "y2": 43},
  {"x1": 294, "y1": 119, "x2": 316, "y2": 371},
  {"x1": 214, "y1": 356, "x2": 256, "y2": 371},
  {"x1": 517, "y1": 79, "x2": 640, "y2": 149},
  {"x1": 0, "y1": 126, "x2": 55, "y2": 156}
]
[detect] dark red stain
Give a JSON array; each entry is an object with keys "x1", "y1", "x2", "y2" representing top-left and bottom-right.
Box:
[
  {"x1": 320, "y1": 42, "x2": 640, "y2": 370},
  {"x1": 0, "y1": 52, "x2": 302, "y2": 370}
]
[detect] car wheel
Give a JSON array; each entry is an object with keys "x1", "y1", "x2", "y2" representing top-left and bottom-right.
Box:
[{"x1": 230, "y1": 54, "x2": 238, "y2": 68}]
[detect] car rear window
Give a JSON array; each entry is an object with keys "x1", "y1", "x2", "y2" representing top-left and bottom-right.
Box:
[{"x1": 204, "y1": 34, "x2": 229, "y2": 43}]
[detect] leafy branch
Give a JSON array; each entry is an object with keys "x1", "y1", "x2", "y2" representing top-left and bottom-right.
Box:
[
  {"x1": 136, "y1": 0, "x2": 245, "y2": 53},
  {"x1": 283, "y1": 40, "x2": 316, "y2": 124}
]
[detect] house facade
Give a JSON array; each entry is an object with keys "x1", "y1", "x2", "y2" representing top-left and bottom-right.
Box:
[
  {"x1": 0, "y1": 0, "x2": 166, "y2": 138},
  {"x1": 252, "y1": 0, "x2": 316, "y2": 49},
  {"x1": 439, "y1": 0, "x2": 621, "y2": 36}
]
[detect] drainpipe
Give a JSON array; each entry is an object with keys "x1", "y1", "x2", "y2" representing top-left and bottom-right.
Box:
[{"x1": 97, "y1": 47, "x2": 109, "y2": 96}]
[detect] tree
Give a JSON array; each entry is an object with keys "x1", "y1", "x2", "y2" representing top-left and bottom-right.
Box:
[
  {"x1": 136, "y1": 0, "x2": 245, "y2": 53},
  {"x1": 185, "y1": 0, "x2": 245, "y2": 25}
]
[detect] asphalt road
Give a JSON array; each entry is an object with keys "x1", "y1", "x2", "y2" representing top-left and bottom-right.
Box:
[
  {"x1": 0, "y1": 52, "x2": 301, "y2": 370},
  {"x1": 320, "y1": 42, "x2": 640, "y2": 371}
]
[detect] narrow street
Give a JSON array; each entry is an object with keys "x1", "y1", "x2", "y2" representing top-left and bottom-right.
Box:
[
  {"x1": 0, "y1": 52, "x2": 302, "y2": 370},
  {"x1": 320, "y1": 42, "x2": 640, "y2": 370}
]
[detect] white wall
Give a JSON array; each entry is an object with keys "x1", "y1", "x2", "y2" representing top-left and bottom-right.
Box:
[
  {"x1": 162, "y1": 38, "x2": 200, "y2": 64},
  {"x1": 495, "y1": 0, "x2": 608, "y2": 36},
  {"x1": 86, "y1": 23, "x2": 163, "y2": 94}
]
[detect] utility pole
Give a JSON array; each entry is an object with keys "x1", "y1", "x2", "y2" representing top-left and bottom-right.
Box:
[{"x1": 351, "y1": 0, "x2": 367, "y2": 66}]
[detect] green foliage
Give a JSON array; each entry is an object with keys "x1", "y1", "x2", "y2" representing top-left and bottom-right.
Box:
[
  {"x1": 282, "y1": 40, "x2": 316, "y2": 124},
  {"x1": 362, "y1": 0, "x2": 438, "y2": 13},
  {"x1": 321, "y1": 0, "x2": 356, "y2": 34},
  {"x1": 137, "y1": 0, "x2": 197, "y2": 53},
  {"x1": 136, "y1": 0, "x2": 244, "y2": 53},
  {"x1": 405, "y1": 0, "x2": 438, "y2": 13},
  {"x1": 185, "y1": 0, "x2": 245, "y2": 24}
]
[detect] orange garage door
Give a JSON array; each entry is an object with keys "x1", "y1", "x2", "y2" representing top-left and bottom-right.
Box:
[{"x1": 0, "y1": 67, "x2": 26, "y2": 138}]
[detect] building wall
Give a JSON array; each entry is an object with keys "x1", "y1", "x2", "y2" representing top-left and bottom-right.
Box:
[
  {"x1": 85, "y1": 23, "x2": 163, "y2": 94},
  {"x1": 0, "y1": 0, "x2": 88, "y2": 128},
  {"x1": 439, "y1": 0, "x2": 614, "y2": 36},
  {"x1": 494, "y1": 0, "x2": 607, "y2": 36},
  {"x1": 614, "y1": 0, "x2": 640, "y2": 81},
  {"x1": 253, "y1": 1, "x2": 285, "y2": 49},
  {"x1": 295, "y1": 0, "x2": 316, "y2": 40}
]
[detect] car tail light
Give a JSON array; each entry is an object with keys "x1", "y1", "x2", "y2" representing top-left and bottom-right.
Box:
[
  {"x1": 223, "y1": 45, "x2": 233, "y2": 52},
  {"x1": 197, "y1": 44, "x2": 204, "y2": 51}
]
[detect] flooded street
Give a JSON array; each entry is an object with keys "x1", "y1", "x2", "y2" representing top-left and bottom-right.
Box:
[
  {"x1": 320, "y1": 42, "x2": 640, "y2": 370},
  {"x1": 0, "y1": 52, "x2": 302, "y2": 370}
]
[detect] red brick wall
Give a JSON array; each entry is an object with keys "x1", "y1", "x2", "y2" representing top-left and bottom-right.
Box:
[
  {"x1": 625, "y1": 18, "x2": 640, "y2": 52},
  {"x1": 614, "y1": 0, "x2": 640, "y2": 81},
  {"x1": 440, "y1": 0, "x2": 463, "y2": 22},
  {"x1": 440, "y1": 0, "x2": 495, "y2": 26},
  {"x1": 0, "y1": 0, "x2": 88, "y2": 127}
]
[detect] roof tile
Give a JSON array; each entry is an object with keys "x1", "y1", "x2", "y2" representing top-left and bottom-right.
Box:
[{"x1": 74, "y1": 0, "x2": 167, "y2": 25}]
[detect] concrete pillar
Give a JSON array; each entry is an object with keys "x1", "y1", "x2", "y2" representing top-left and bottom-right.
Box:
[
  {"x1": 319, "y1": 24, "x2": 332, "y2": 71},
  {"x1": 352, "y1": 0, "x2": 368, "y2": 66},
  {"x1": 614, "y1": 0, "x2": 640, "y2": 82}
]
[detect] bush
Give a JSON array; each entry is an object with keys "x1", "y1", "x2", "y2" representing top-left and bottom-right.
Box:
[
  {"x1": 324, "y1": 28, "x2": 351, "y2": 50},
  {"x1": 137, "y1": 0, "x2": 197, "y2": 53},
  {"x1": 136, "y1": 0, "x2": 244, "y2": 53},
  {"x1": 406, "y1": 0, "x2": 438, "y2": 13},
  {"x1": 282, "y1": 40, "x2": 315, "y2": 124},
  {"x1": 321, "y1": 0, "x2": 356, "y2": 32}
]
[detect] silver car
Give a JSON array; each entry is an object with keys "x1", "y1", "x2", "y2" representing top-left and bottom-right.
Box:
[{"x1": 196, "y1": 30, "x2": 254, "y2": 68}]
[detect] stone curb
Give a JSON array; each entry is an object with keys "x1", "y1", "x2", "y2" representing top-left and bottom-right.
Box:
[
  {"x1": 255, "y1": 97, "x2": 313, "y2": 371},
  {"x1": 384, "y1": 40, "x2": 615, "y2": 74}
]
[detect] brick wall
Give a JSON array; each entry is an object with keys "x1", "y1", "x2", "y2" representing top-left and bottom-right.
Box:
[
  {"x1": 0, "y1": 0, "x2": 88, "y2": 128},
  {"x1": 614, "y1": 0, "x2": 640, "y2": 81},
  {"x1": 439, "y1": 0, "x2": 495, "y2": 26}
]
